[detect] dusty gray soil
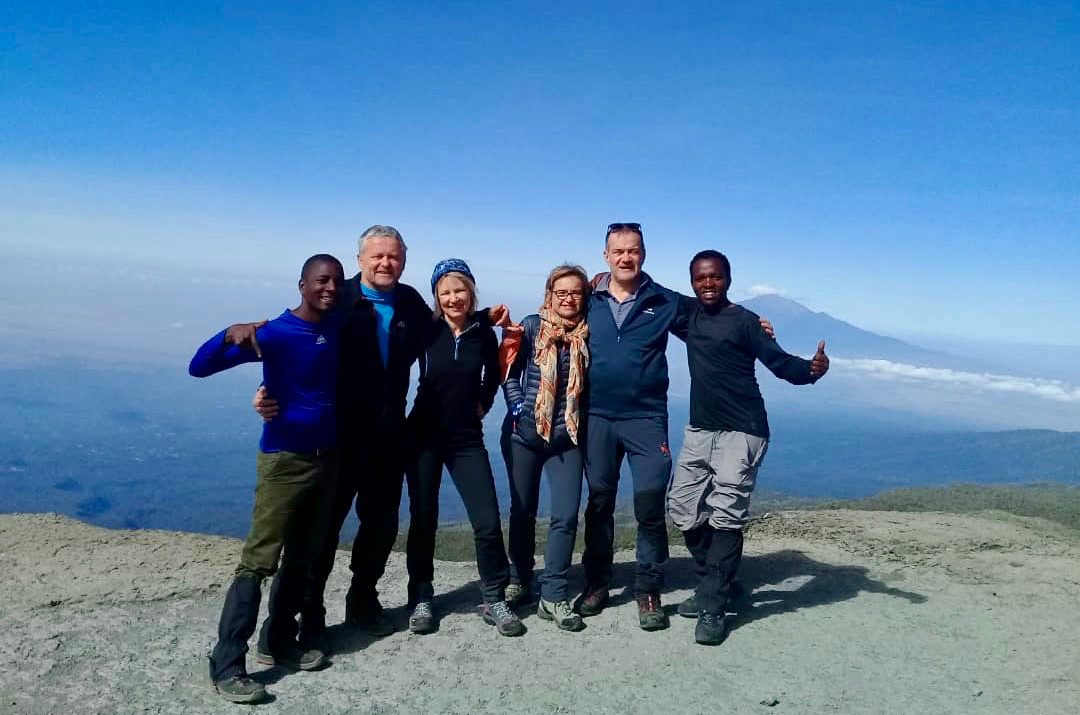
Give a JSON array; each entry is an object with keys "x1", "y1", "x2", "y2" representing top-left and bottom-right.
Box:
[{"x1": 1, "y1": 510, "x2": 1078, "y2": 714}]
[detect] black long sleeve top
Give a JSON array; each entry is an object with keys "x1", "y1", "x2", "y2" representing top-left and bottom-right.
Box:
[
  {"x1": 686, "y1": 302, "x2": 817, "y2": 439},
  {"x1": 409, "y1": 313, "x2": 500, "y2": 441}
]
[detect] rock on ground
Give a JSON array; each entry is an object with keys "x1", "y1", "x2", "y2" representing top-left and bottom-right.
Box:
[{"x1": 1, "y1": 510, "x2": 1078, "y2": 714}]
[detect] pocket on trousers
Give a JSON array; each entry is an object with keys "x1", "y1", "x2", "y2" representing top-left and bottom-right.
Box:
[{"x1": 742, "y1": 434, "x2": 769, "y2": 471}]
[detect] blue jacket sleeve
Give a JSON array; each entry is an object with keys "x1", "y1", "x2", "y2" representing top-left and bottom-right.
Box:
[{"x1": 188, "y1": 328, "x2": 262, "y2": 377}]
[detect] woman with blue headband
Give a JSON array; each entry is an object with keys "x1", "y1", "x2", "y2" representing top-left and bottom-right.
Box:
[{"x1": 404, "y1": 258, "x2": 524, "y2": 637}]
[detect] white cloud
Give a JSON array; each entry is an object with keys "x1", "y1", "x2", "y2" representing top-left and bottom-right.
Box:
[
  {"x1": 746, "y1": 284, "x2": 787, "y2": 297},
  {"x1": 832, "y1": 357, "x2": 1080, "y2": 403}
]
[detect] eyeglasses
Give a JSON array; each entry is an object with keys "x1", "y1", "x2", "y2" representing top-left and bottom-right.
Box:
[
  {"x1": 606, "y1": 222, "x2": 642, "y2": 235},
  {"x1": 553, "y1": 289, "x2": 586, "y2": 301}
]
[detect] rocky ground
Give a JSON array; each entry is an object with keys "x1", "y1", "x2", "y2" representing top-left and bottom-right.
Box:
[{"x1": 1, "y1": 510, "x2": 1078, "y2": 714}]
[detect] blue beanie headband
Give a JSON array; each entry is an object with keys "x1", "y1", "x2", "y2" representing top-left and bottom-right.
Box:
[{"x1": 430, "y1": 258, "x2": 476, "y2": 293}]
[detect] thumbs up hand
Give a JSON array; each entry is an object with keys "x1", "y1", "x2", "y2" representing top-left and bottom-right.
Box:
[{"x1": 810, "y1": 340, "x2": 829, "y2": 378}]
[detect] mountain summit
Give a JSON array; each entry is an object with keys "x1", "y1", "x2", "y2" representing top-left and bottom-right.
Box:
[{"x1": 740, "y1": 294, "x2": 975, "y2": 369}]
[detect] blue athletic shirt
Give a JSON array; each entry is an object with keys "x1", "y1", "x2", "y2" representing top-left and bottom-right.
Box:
[
  {"x1": 359, "y1": 282, "x2": 396, "y2": 367},
  {"x1": 188, "y1": 310, "x2": 340, "y2": 453}
]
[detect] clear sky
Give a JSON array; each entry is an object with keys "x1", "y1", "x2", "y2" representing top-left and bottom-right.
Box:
[{"x1": 3, "y1": 1, "x2": 1078, "y2": 344}]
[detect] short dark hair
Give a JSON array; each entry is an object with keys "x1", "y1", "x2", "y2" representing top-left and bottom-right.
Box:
[
  {"x1": 605, "y1": 222, "x2": 645, "y2": 250},
  {"x1": 689, "y1": 250, "x2": 731, "y2": 281},
  {"x1": 300, "y1": 253, "x2": 344, "y2": 280}
]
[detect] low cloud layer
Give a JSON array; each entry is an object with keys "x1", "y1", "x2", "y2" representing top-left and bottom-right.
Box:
[
  {"x1": 746, "y1": 284, "x2": 787, "y2": 297},
  {"x1": 832, "y1": 357, "x2": 1080, "y2": 403}
]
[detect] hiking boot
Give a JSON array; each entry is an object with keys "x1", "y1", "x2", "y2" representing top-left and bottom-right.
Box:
[
  {"x1": 480, "y1": 601, "x2": 526, "y2": 637},
  {"x1": 504, "y1": 582, "x2": 531, "y2": 607},
  {"x1": 408, "y1": 601, "x2": 436, "y2": 635},
  {"x1": 636, "y1": 593, "x2": 670, "y2": 631},
  {"x1": 573, "y1": 585, "x2": 609, "y2": 617},
  {"x1": 345, "y1": 601, "x2": 396, "y2": 637},
  {"x1": 695, "y1": 611, "x2": 728, "y2": 645},
  {"x1": 299, "y1": 623, "x2": 330, "y2": 656},
  {"x1": 213, "y1": 674, "x2": 267, "y2": 704},
  {"x1": 677, "y1": 594, "x2": 699, "y2": 619},
  {"x1": 538, "y1": 598, "x2": 584, "y2": 632},
  {"x1": 254, "y1": 644, "x2": 327, "y2": 671}
]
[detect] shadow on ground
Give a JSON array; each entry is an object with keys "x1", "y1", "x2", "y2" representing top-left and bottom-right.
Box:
[{"x1": 323, "y1": 548, "x2": 925, "y2": 654}]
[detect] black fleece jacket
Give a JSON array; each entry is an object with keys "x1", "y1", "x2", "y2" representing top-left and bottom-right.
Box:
[
  {"x1": 409, "y1": 313, "x2": 500, "y2": 441},
  {"x1": 336, "y1": 275, "x2": 431, "y2": 444}
]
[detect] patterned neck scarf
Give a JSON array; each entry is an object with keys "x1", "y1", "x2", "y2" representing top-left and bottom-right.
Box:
[{"x1": 533, "y1": 308, "x2": 590, "y2": 443}]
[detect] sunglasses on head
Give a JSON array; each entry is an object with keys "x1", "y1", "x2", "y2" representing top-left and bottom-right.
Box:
[{"x1": 606, "y1": 222, "x2": 642, "y2": 234}]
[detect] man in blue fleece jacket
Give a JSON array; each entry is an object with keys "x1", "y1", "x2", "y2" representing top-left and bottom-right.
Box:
[
  {"x1": 189, "y1": 254, "x2": 343, "y2": 704},
  {"x1": 576, "y1": 224, "x2": 774, "y2": 632}
]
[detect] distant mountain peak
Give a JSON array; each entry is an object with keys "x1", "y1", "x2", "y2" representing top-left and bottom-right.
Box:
[{"x1": 740, "y1": 293, "x2": 814, "y2": 319}]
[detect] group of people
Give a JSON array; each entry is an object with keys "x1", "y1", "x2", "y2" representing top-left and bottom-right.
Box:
[{"x1": 188, "y1": 223, "x2": 829, "y2": 704}]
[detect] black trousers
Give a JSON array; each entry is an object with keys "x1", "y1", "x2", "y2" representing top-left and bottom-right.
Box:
[
  {"x1": 406, "y1": 433, "x2": 510, "y2": 604},
  {"x1": 299, "y1": 427, "x2": 405, "y2": 626},
  {"x1": 684, "y1": 525, "x2": 743, "y2": 615}
]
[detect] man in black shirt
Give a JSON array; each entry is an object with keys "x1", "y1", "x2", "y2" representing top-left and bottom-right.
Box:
[{"x1": 668, "y1": 250, "x2": 829, "y2": 645}]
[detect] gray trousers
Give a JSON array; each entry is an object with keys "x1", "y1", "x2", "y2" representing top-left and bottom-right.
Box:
[{"x1": 667, "y1": 427, "x2": 769, "y2": 531}]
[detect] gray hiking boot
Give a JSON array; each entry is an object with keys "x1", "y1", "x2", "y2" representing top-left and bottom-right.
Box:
[
  {"x1": 480, "y1": 601, "x2": 526, "y2": 637},
  {"x1": 213, "y1": 674, "x2": 267, "y2": 704},
  {"x1": 409, "y1": 601, "x2": 436, "y2": 634},
  {"x1": 538, "y1": 598, "x2": 585, "y2": 632},
  {"x1": 254, "y1": 644, "x2": 327, "y2": 671}
]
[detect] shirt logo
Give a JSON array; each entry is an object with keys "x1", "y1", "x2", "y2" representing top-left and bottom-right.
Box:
[
  {"x1": 315, "y1": 335, "x2": 327, "y2": 345},
  {"x1": 643, "y1": 308, "x2": 655, "y2": 315}
]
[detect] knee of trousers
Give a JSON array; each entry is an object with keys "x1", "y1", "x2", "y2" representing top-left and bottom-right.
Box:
[
  {"x1": 548, "y1": 512, "x2": 578, "y2": 533},
  {"x1": 233, "y1": 563, "x2": 274, "y2": 581},
  {"x1": 633, "y1": 488, "x2": 668, "y2": 525},
  {"x1": 669, "y1": 507, "x2": 709, "y2": 532}
]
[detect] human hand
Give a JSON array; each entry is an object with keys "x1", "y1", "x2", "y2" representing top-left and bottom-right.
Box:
[
  {"x1": 759, "y1": 317, "x2": 775, "y2": 340},
  {"x1": 810, "y1": 340, "x2": 829, "y2": 378},
  {"x1": 225, "y1": 320, "x2": 268, "y2": 358},
  {"x1": 253, "y1": 385, "x2": 279, "y2": 421},
  {"x1": 488, "y1": 304, "x2": 512, "y2": 328}
]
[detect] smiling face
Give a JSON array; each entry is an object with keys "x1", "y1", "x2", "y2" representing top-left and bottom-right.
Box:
[
  {"x1": 358, "y1": 235, "x2": 405, "y2": 291},
  {"x1": 604, "y1": 230, "x2": 645, "y2": 284},
  {"x1": 300, "y1": 259, "x2": 345, "y2": 314},
  {"x1": 548, "y1": 274, "x2": 588, "y2": 320},
  {"x1": 435, "y1": 273, "x2": 474, "y2": 323},
  {"x1": 690, "y1": 256, "x2": 730, "y2": 308}
]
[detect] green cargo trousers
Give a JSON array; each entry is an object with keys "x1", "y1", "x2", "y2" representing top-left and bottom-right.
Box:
[
  {"x1": 236, "y1": 449, "x2": 336, "y2": 579},
  {"x1": 210, "y1": 448, "x2": 336, "y2": 682}
]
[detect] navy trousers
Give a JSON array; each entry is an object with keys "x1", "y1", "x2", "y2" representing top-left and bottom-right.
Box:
[{"x1": 581, "y1": 414, "x2": 672, "y2": 595}]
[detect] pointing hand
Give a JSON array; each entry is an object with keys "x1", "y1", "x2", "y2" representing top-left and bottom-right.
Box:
[{"x1": 224, "y1": 320, "x2": 268, "y2": 358}]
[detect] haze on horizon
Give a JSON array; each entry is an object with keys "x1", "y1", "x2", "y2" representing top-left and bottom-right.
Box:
[{"x1": 2, "y1": 1, "x2": 1078, "y2": 351}]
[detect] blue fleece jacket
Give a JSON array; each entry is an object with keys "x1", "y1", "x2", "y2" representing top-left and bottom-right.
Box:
[
  {"x1": 586, "y1": 274, "x2": 691, "y2": 419},
  {"x1": 188, "y1": 310, "x2": 339, "y2": 453}
]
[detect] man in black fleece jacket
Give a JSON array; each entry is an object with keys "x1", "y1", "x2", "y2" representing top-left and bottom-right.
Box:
[{"x1": 667, "y1": 250, "x2": 829, "y2": 646}]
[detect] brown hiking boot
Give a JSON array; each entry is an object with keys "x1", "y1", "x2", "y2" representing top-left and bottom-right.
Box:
[
  {"x1": 574, "y1": 585, "x2": 609, "y2": 617},
  {"x1": 636, "y1": 593, "x2": 670, "y2": 631}
]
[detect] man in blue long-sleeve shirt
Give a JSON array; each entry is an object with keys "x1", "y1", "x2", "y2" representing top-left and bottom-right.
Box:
[
  {"x1": 189, "y1": 254, "x2": 344, "y2": 704},
  {"x1": 667, "y1": 250, "x2": 829, "y2": 646}
]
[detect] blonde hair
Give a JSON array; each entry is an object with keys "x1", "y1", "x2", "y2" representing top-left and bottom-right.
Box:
[
  {"x1": 542, "y1": 264, "x2": 591, "y2": 314},
  {"x1": 433, "y1": 271, "x2": 478, "y2": 318}
]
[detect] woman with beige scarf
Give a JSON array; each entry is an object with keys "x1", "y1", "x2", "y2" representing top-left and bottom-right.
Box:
[{"x1": 499, "y1": 264, "x2": 591, "y2": 631}]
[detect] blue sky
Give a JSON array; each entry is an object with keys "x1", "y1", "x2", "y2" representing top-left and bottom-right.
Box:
[{"x1": 3, "y1": 1, "x2": 1078, "y2": 344}]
